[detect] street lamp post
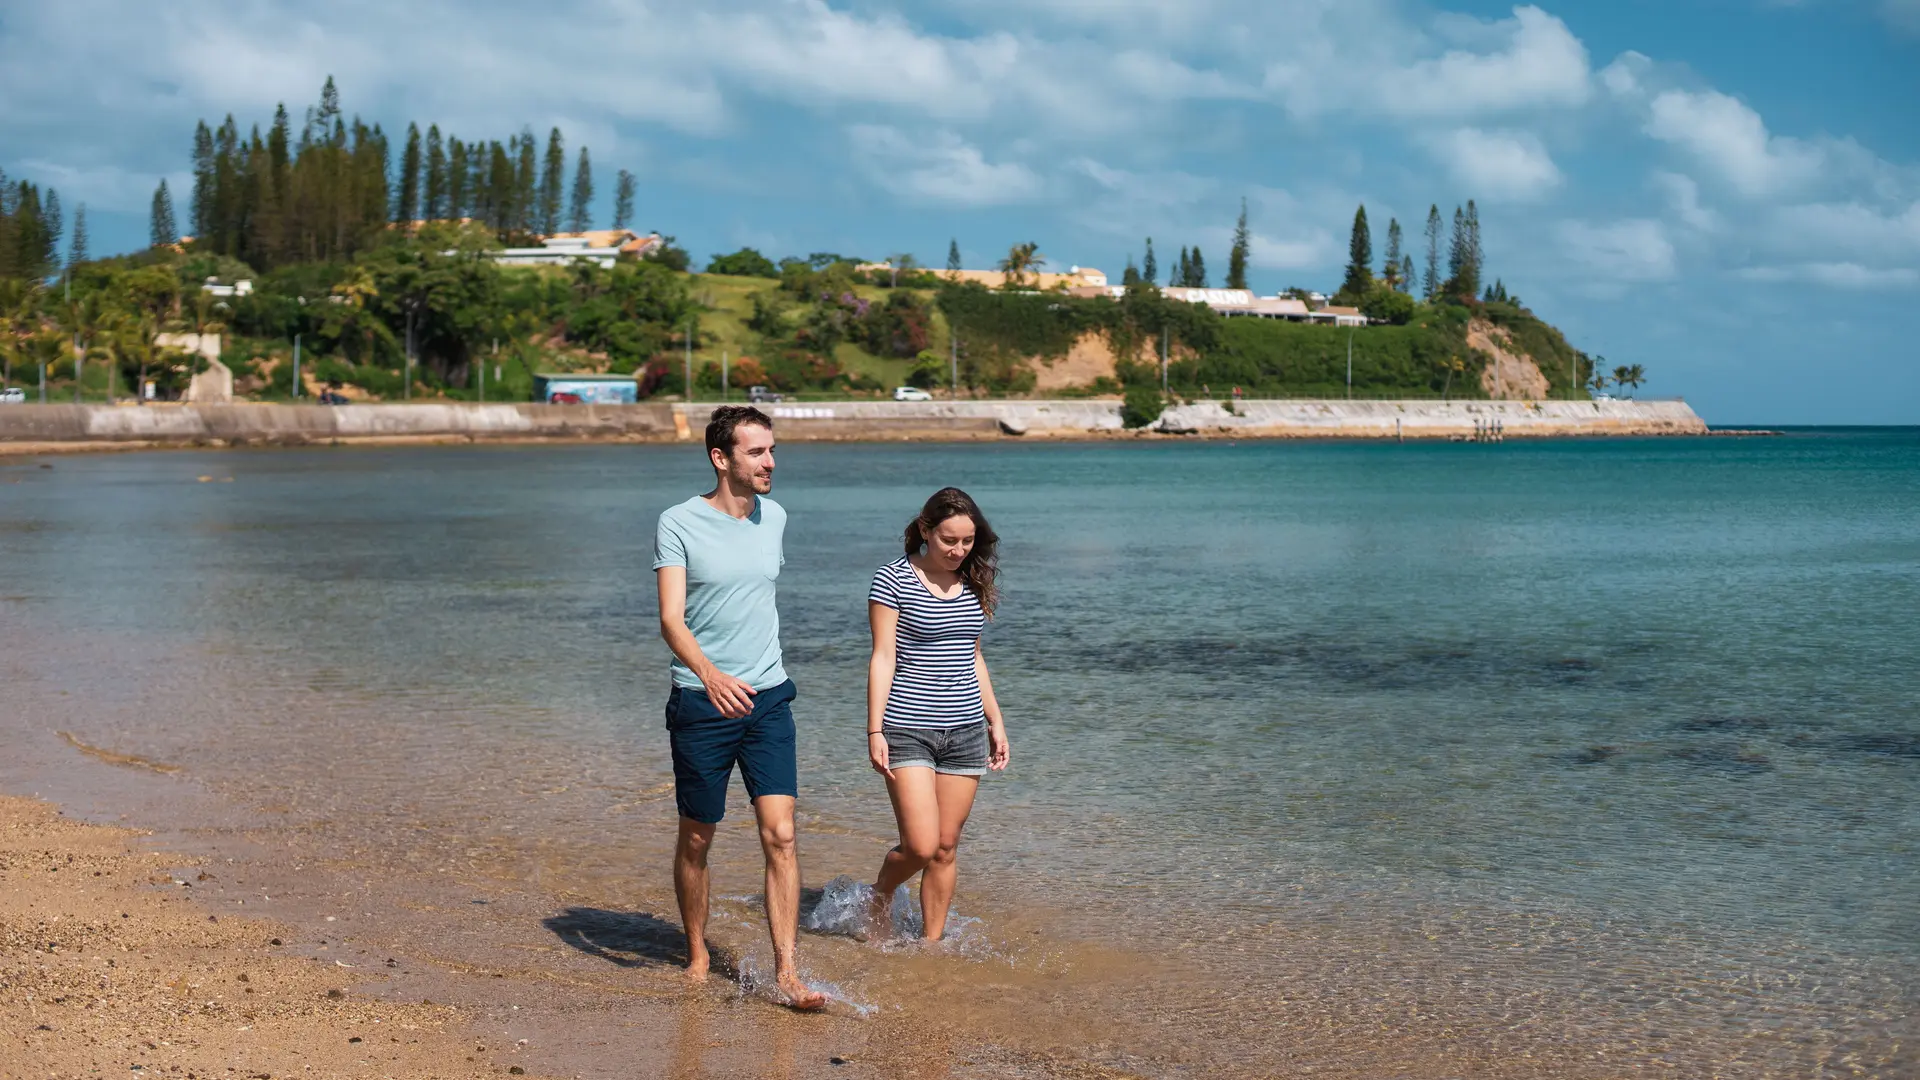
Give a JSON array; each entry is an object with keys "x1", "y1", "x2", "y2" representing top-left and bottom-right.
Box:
[
  {"x1": 66, "y1": 272, "x2": 81, "y2": 405},
  {"x1": 1346, "y1": 326, "x2": 1354, "y2": 400},
  {"x1": 404, "y1": 304, "x2": 414, "y2": 401},
  {"x1": 684, "y1": 318, "x2": 693, "y2": 405},
  {"x1": 292, "y1": 296, "x2": 307, "y2": 400}
]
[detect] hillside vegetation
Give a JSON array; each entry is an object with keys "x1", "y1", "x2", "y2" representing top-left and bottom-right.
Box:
[
  {"x1": 1, "y1": 232, "x2": 1595, "y2": 403},
  {"x1": 1, "y1": 76, "x2": 1605, "y2": 405}
]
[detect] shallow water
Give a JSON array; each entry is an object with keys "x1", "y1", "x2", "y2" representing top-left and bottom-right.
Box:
[{"x1": 2, "y1": 431, "x2": 1916, "y2": 1076}]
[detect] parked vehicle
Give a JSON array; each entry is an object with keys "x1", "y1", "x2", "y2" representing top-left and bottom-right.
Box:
[
  {"x1": 746, "y1": 385, "x2": 783, "y2": 404},
  {"x1": 892, "y1": 386, "x2": 934, "y2": 402},
  {"x1": 0, "y1": 387, "x2": 26, "y2": 404}
]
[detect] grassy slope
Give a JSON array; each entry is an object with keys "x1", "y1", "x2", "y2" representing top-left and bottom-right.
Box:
[{"x1": 685, "y1": 272, "x2": 952, "y2": 396}]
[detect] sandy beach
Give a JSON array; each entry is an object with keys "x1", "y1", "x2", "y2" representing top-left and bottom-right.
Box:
[
  {"x1": 0, "y1": 780, "x2": 1140, "y2": 1080},
  {"x1": 0, "y1": 794, "x2": 553, "y2": 1080}
]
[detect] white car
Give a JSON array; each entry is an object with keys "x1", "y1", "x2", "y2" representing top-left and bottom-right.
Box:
[
  {"x1": 0, "y1": 387, "x2": 26, "y2": 404},
  {"x1": 892, "y1": 386, "x2": 933, "y2": 402}
]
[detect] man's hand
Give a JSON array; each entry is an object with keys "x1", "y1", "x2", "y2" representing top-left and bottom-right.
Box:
[{"x1": 700, "y1": 669, "x2": 758, "y2": 719}]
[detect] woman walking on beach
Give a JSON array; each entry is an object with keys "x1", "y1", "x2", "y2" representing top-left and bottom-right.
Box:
[{"x1": 865, "y1": 487, "x2": 1011, "y2": 941}]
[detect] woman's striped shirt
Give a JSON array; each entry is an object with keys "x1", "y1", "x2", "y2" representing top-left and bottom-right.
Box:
[{"x1": 869, "y1": 556, "x2": 987, "y2": 729}]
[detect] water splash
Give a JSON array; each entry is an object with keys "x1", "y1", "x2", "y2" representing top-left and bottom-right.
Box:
[
  {"x1": 802, "y1": 875, "x2": 1001, "y2": 961},
  {"x1": 803, "y1": 874, "x2": 921, "y2": 940},
  {"x1": 732, "y1": 952, "x2": 876, "y2": 1017}
]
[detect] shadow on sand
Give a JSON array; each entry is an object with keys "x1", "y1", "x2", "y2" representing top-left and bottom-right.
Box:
[{"x1": 542, "y1": 907, "x2": 740, "y2": 980}]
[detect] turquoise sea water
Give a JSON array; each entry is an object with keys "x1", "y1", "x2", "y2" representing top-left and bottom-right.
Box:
[{"x1": 2, "y1": 430, "x2": 1915, "y2": 1076}]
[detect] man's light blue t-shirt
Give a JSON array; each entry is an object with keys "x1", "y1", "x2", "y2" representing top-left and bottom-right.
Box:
[{"x1": 652, "y1": 495, "x2": 788, "y2": 691}]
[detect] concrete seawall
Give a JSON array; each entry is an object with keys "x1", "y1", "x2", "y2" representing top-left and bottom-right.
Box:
[
  {"x1": 0, "y1": 397, "x2": 1706, "y2": 452},
  {"x1": 1154, "y1": 398, "x2": 1709, "y2": 437}
]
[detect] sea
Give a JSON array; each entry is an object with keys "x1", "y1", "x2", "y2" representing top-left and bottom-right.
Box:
[{"x1": 2, "y1": 429, "x2": 1915, "y2": 1078}]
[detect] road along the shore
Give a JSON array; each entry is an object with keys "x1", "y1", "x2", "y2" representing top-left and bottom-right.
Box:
[{"x1": 0, "y1": 398, "x2": 1707, "y2": 452}]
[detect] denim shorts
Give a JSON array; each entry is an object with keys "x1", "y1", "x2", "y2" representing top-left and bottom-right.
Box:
[
  {"x1": 884, "y1": 721, "x2": 989, "y2": 776},
  {"x1": 665, "y1": 679, "x2": 798, "y2": 824}
]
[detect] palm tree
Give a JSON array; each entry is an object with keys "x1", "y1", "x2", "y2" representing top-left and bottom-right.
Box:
[
  {"x1": 68, "y1": 293, "x2": 114, "y2": 401},
  {"x1": 887, "y1": 252, "x2": 920, "y2": 288},
  {"x1": 0, "y1": 290, "x2": 32, "y2": 386},
  {"x1": 998, "y1": 242, "x2": 1044, "y2": 288},
  {"x1": 1612, "y1": 365, "x2": 1642, "y2": 398},
  {"x1": 1619, "y1": 364, "x2": 1645, "y2": 397},
  {"x1": 1440, "y1": 354, "x2": 1466, "y2": 400},
  {"x1": 1589, "y1": 370, "x2": 1610, "y2": 395},
  {"x1": 331, "y1": 265, "x2": 378, "y2": 309},
  {"x1": 329, "y1": 266, "x2": 381, "y2": 365}
]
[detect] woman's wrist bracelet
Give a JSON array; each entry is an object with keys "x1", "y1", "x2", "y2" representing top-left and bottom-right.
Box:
[{"x1": 867, "y1": 730, "x2": 883, "y2": 737}]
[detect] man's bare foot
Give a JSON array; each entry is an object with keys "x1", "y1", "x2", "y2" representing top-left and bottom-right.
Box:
[
  {"x1": 776, "y1": 972, "x2": 828, "y2": 1012},
  {"x1": 684, "y1": 949, "x2": 711, "y2": 983},
  {"x1": 860, "y1": 885, "x2": 892, "y2": 943}
]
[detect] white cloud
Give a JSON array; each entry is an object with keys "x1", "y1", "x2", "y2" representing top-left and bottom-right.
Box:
[
  {"x1": 1426, "y1": 128, "x2": 1562, "y2": 201},
  {"x1": 847, "y1": 126, "x2": 1043, "y2": 207},
  {"x1": 1739, "y1": 262, "x2": 1919, "y2": 289},
  {"x1": 1599, "y1": 50, "x2": 1653, "y2": 99},
  {"x1": 1653, "y1": 171, "x2": 1720, "y2": 232},
  {"x1": 1769, "y1": 200, "x2": 1920, "y2": 259},
  {"x1": 1265, "y1": 5, "x2": 1591, "y2": 119},
  {"x1": 692, "y1": 3, "x2": 1017, "y2": 122},
  {"x1": 1557, "y1": 219, "x2": 1677, "y2": 281},
  {"x1": 1249, "y1": 231, "x2": 1335, "y2": 270},
  {"x1": 1643, "y1": 88, "x2": 1825, "y2": 197},
  {"x1": 1881, "y1": 0, "x2": 1920, "y2": 33}
]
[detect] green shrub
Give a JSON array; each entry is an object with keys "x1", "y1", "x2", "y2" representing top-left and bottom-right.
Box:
[
  {"x1": 705, "y1": 248, "x2": 780, "y2": 278},
  {"x1": 1360, "y1": 286, "x2": 1415, "y2": 325},
  {"x1": 1122, "y1": 385, "x2": 1163, "y2": 428}
]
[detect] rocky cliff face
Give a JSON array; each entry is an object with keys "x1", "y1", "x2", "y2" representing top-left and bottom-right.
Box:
[{"x1": 1466, "y1": 318, "x2": 1550, "y2": 400}]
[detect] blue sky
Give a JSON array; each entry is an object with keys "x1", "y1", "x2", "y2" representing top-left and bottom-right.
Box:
[{"x1": 3, "y1": 1, "x2": 1915, "y2": 423}]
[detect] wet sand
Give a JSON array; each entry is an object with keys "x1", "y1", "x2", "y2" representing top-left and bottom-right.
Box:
[
  {"x1": 0, "y1": 774, "x2": 1144, "y2": 1080},
  {"x1": 1, "y1": 793, "x2": 548, "y2": 1080}
]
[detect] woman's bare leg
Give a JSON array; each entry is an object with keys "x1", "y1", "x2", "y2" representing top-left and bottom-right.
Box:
[
  {"x1": 868, "y1": 766, "x2": 939, "y2": 938},
  {"x1": 920, "y1": 773, "x2": 980, "y2": 941}
]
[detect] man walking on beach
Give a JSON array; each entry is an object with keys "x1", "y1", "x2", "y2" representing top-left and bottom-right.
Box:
[{"x1": 654, "y1": 404, "x2": 825, "y2": 1011}]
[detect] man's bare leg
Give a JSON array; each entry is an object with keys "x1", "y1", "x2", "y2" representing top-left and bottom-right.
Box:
[
  {"x1": 869, "y1": 767, "x2": 940, "y2": 940},
  {"x1": 674, "y1": 817, "x2": 717, "y2": 980},
  {"x1": 918, "y1": 773, "x2": 979, "y2": 941},
  {"x1": 752, "y1": 794, "x2": 826, "y2": 1010}
]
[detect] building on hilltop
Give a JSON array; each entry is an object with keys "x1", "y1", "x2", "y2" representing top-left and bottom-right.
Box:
[
  {"x1": 1315, "y1": 305, "x2": 1367, "y2": 326},
  {"x1": 488, "y1": 229, "x2": 662, "y2": 269},
  {"x1": 883, "y1": 264, "x2": 1108, "y2": 290},
  {"x1": 199, "y1": 277, "x2": 253, "y2": 298}
]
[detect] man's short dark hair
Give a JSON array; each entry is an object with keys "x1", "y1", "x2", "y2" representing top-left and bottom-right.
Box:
[{"x1": 705, "y1": 405, "x2": 774, "y2": 459}]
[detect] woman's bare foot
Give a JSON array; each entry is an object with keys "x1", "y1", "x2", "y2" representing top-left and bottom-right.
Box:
[
  {"x1": 776, "y1": 972, "x2": 828, "y2": 1011},
  {"x1": 860, "y1": 885, "x2": 893, "y2": 943}
]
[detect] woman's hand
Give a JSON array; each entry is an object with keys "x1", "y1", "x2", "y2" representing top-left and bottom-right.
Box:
[
  {"x1": 988, "y1": 722, "x2": 1011, "y2": 771},
  {"x1": 868, "y1": 731, "x2": 893, "y2": 778}
]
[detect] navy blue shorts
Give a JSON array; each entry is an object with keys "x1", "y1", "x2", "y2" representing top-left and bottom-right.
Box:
[{"x1": 665, "y1": 679, "x2": 798, "y2": 824}]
